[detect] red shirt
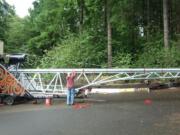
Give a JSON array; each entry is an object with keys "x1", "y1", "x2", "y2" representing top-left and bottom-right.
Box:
[{"x1": 66, "y1": 74, "x2": 75, "y2": 89}]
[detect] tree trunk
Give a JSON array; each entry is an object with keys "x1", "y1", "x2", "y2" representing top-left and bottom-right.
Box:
[
  {"x1": 146, "y1": 0, "x2": 150, "y2": 40},
  {"x1": 104, "y1": 0, "x2": 107, "y2": 34},
  {"x1": 175, "y1": 0, "x2": 180, "y2": 34},
  {"x1": 163, "y1": 0, "x2": 169, "y2": 49},
  {"x1": 78, "y1": 0, "x2": 84, "y2": 33},
  {"x1": 106, "y1": 0, "x2": 112, "y2": 68}
]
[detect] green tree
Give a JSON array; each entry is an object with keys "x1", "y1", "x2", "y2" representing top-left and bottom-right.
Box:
[
  {"x1": 3, "y1": 0, "x2": 180, "y2": 68},
  {"x1": 5, "y1": 16, "x2": 26, "y2": 53},
  {"x1": 0, "y1": 0, "x2": 14, "y2": 42}
]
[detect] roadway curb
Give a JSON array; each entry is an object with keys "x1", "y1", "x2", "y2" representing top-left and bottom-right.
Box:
[{"x1": 91, "y1": 88, "x2": 150, "y2": 94}]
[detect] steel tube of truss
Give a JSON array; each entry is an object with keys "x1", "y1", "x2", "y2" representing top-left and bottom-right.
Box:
[{"x1": 10, "y1": 68, "x2": 180, "y2": 74}]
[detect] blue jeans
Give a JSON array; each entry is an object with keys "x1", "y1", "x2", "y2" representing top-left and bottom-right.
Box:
[{"x1": 67, "y1": 88, "x2": 75, "y2": 105}]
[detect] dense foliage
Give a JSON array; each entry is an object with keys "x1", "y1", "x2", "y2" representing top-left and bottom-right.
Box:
[
  {"x1": 1, "y1": 0, "x2": 180, "y2": 68},
  {"x1": 0, "y1": 0, "x2": 14, "y2": 43}
]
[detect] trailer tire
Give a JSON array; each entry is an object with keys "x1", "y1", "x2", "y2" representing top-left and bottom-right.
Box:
[
  {"x1": 0, "y1": 97, "x2": 3, "y2": 104},
  {"x1": 4, "y1": 96, "x2": 15, "y2": 105}
]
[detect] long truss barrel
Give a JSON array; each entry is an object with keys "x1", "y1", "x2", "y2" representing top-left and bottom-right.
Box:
[{"x1": 10, "y1": 68, "x2": 180, "y2": 97}]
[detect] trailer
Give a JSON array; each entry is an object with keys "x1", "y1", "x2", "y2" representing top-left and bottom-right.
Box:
[
  {"x1": 0, "y1": 54, "x2": 32, "y2": 105},
  {"x1": 0, "y1": 54, "x2": 90, "y2": 104}
]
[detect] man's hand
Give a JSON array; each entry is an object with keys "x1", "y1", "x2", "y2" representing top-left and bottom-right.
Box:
[{"x1": 72, "y1": 71, "x2": 76, "y2": 77}]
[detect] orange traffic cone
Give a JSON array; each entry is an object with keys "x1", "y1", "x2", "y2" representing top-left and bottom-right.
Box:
[{"x1": 45, "y1": 98, "x2": 52, "y2": 106}]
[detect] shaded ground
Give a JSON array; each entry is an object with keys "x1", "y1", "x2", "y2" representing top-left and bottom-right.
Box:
[{"x1": 0, "y1": 87, "x2": 180, "y2": 135}]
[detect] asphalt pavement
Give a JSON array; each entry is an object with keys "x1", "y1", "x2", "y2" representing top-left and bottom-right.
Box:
[{"x1": 0, "y1": 88, "x2": 180, "y2": 135}]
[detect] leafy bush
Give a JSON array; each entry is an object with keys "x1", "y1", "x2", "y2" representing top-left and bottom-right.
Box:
[
  {"x1": 135, "y1": 40, "x2": 180, "y2": 68},
  {"x1": 113, "y1": 52, "x2": 132, "y2": 68},
  {"x1": 40, "y1": 32, "x2": 106, "y2": 68},
  {"x1": 23, "y1": 54, "x2": 42, "y2": 68}
]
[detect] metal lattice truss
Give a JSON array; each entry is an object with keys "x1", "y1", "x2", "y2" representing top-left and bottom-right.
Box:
[{"x1": 10, "y1": 68, "x2": 180, "y2": 97}]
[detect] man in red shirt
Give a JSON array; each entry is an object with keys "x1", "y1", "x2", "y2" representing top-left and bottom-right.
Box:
[{"x1": 66, "y1": 71, "x2": 76, "y2": 105}]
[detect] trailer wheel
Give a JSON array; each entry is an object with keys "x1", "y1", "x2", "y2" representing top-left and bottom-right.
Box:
[
  {"x1": 0, "y1": 97, "x2": 3, "y2": 104},
  {"x1": 4, "y1": 96, "x2": 15, "y2": 105}
]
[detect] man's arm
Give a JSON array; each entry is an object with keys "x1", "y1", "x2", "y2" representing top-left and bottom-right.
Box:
[{"x1": 72, "y1": 71, "x2": 76, "y2": 78}]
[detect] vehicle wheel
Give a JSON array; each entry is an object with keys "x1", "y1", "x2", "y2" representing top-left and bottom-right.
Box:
[
  {"x1": 0, "y1": 97, "x2": 3, "y2": 104},
  {"x1": 4, "y1": 96, "x2": 15, "y2": 105}
]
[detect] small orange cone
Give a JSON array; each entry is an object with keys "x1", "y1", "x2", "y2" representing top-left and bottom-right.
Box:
[{"x1": 45, "y1": 98, "x2": 52, "y2": 106}]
